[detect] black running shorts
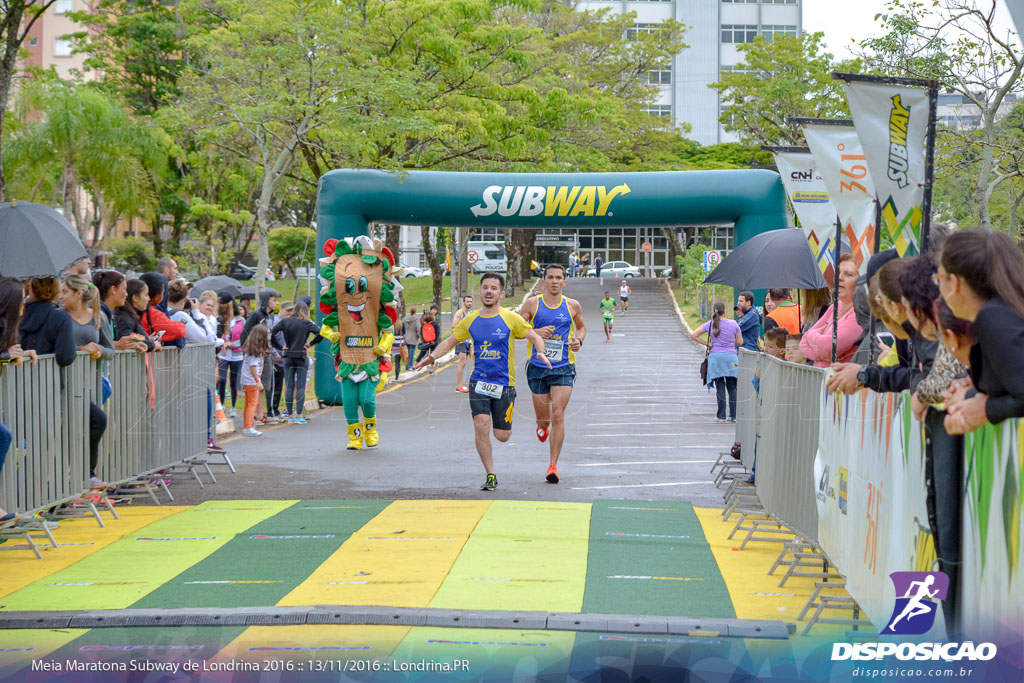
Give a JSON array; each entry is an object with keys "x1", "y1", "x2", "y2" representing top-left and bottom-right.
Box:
[{"x1": 469, "y1": 382, "x2": 516, "y2": 430}]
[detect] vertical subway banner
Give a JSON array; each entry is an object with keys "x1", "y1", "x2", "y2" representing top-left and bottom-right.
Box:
[
  {"x1": 773, "y1": 152, "x2": 840, "y2": 283},
  {"x1": 803, "y1": 124, "x2": 878, "y2": 275},
  {"x1": 843, "y1": 80, "x2": 929, "y2": 256}
]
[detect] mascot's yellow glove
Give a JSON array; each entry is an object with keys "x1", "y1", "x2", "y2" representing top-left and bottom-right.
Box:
[
  {"x1": 319, "y1": 324, "x2": 340, "y2": 344},
  {"x1": 374, "y1": 331, "x2": 394, "y2": 357}
]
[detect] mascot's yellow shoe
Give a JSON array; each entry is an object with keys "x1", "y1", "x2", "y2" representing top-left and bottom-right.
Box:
[
  {"x1": 346, "y1": 423, "x2": 363, "y2": 450},
  {"x1": 363, "y1": 418, "x2": 379, "y2": 449}
]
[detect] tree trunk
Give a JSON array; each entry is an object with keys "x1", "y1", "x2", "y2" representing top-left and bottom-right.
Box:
[
  {"x1": 662, "y1": 228, "x2": 680, "y2": 278},
  {"x1": 975, "y1": 109, "x2": 997, "y2": 230},
  {"x1": 421, "y1": 225, "x2": 442, "y2": 310},
  {"x1": 504, "y1": 230, "x2": 534, "y2": 297},
  {"x1": 0, "y1": 3, "x2": 27, "y2": 203},
  {"x1": 385, "y1": 224, "x2": 403, "y2": 317}
]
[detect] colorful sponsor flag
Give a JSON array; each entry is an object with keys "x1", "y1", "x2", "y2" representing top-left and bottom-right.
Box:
[
  {"x1": 843, "y1": 80, "x2": 929, "y2": 256},
  {"x1": 802, "y1": 124, "x2": 878, "y2": 275},
  {"x1": 773, "y1": 151, "x2": 841, "y2": 284}
]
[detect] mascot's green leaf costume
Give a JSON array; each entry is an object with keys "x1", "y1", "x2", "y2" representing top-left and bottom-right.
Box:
[{"x1": 317, "y1": 235, "x2": 399, "y2": 450}]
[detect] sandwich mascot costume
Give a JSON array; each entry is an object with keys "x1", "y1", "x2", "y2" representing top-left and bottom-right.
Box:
[{"x1": 317, "y1": 235, "x2": 400, "y2": 450}]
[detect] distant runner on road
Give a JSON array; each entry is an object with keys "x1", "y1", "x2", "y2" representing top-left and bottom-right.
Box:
[
  {"x1": 600, "y1": 292, "x2": 617, "y2": 342},
  {"x1": 452, "y1": 294, "x2": 473, "y2": 393},
  {"x1": 619, "y1": 280, "x2": 631, "y2": 314},
  {"x1": 519, "y1": 265, "x2": 586, "y2": 484},
  {"x1": 415, "y1": 273, "x2": 551, "y2": 491}
]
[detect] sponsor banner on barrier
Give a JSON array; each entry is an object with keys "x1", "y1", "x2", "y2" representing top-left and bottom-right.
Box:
[
  {"x1": 802, "y1": 124, "x2": 878, "y2": 275},
  {"x1": 960, "y1": 419, "x2": 1024, "y2": 641},
  {"x1": 843, "y1": 80, "x2": 929, "y2": 256},
  {"x1": 814, "y1": 387, "x2": 939, "y2": 635},
  {"x1": 773, "y1": 151, "x2": 840, "y2": 284}
]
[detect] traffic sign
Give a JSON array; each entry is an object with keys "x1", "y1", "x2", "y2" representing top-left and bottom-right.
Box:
[
  {"x1": 641, "y1": 242, "x2": 652, "y2": 252},
  {"x1": 467, "y1": 251, "x2": 479, "y2": 264},
  {"x1": 703, "y1": 250, "x2": 722, "y2": 272}
]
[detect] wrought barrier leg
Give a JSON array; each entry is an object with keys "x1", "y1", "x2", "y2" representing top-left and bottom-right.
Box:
[
  {"x1": 100, "y1": 491, "x2": 120, "y2": 520},
  {"x1": 86, "y1": 501, "x2": 105, "y2": 529},
  {"x1": 201, "y1": 461, "x2": 216, "y2": 484}
]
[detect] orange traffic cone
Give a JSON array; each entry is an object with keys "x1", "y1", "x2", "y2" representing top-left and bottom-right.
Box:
[{"x1": 216, "y1": 400, "x2": 229, "y2": 423}]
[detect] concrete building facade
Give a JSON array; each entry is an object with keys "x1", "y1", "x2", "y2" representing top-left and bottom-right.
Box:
[{"x1": 579, "y1": 0, "x2": 802, "y2": 145}]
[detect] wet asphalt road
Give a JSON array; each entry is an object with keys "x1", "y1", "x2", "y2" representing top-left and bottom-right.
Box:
[{"x1": 157, "y1": 278, "x2": 734, "y2": 507}]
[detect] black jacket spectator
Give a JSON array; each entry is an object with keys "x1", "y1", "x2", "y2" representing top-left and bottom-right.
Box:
[
  {"x1": 18, "y1": 301, "x2": 77, "y2": 367},
  {"x1": 241, "y1": 290, "x2": 276, "y2": 345},
  {"x1": 970, "y1": 298, "x2": 1024, "y2": 424},
  {"x1": 114, "y1": 308, "x2": 157, "y2": 351},
  {"x1": 271, "y1": 317, "x2": 322, "y2": 359}
]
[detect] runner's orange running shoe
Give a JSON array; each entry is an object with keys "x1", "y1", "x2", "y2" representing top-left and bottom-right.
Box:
[
  {"x1": 546, "y1": 465, "x2": 559, "y2": 484},
  {"x1": 536, "y1": 427, "x2": 549, "y2": 442}
]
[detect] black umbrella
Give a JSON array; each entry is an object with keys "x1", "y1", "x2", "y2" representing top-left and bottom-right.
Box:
[
  {"x1": 192, "y1": 275, "x2": 244, "y2": 298},
  {"x1": 0, "y1": 201, "x2": 88, "y2": 278},
  {"x1": 241, "y1": 285, "x2": 281, "y2": 298},
  {"x1": 704, "y1": 228, "x2": 847, "y2": 291}
]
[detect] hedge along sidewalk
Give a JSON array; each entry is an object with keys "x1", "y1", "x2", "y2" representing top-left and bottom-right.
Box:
[{"x1": 215, "y1": 277, "x2": 543, "y2": 435}]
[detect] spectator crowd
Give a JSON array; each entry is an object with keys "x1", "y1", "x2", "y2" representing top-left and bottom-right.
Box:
[
  {"x1": 694, "y1": 224, "x2": 1024, "y2": 636},
  {"x1": 0, "y1": 256, "x2": 325, "y2": 522}
]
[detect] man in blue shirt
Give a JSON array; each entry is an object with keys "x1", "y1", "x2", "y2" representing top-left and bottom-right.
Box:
[{"x1": 736, "y1": 290, "x2": 761, "y2": 352}]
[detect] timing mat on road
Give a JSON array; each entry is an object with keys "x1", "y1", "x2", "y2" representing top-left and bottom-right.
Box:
[{"x1": 0, "y1": 499, "x2": 847, "y2": 676}]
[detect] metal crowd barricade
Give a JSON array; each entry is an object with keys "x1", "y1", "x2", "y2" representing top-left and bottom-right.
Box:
[
  {"x1": 0, "y1": 345, "x2": 215, "y2": 520},
  {"x1": 0, "y1": 352, "x2": 94, "y2": 516},
  {"x1": 754, "y1": 355, "x2": 825, "y2": 544},
  {"x1": 735, "y1": 349, "x2": 761, "y2": 471}
]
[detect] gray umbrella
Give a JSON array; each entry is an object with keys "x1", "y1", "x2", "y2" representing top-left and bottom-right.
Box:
[
  {"x1": 0, "y1": 201, "x2": 88, "y2": 278},
  {"x1": 704, "y1": 228, "x2": 850, "y2": 290},
  {"x1": 241, "y1": 285, "x2": 281, "y2": 298},
  {"x1": 192, "y1": 275, "x2": 244, "y2": 298}
]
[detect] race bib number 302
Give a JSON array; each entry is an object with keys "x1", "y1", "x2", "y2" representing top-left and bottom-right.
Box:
[{"x1": 476, "y1": 381, "x2": 503, "y2": 398}]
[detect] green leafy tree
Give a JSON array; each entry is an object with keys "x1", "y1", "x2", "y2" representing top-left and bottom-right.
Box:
[
  {"x1": 711, "y1": 33, "x2": 860, "y2": 146},
  {"x1": 862, "y1": 0, "x2": 1024, "y2": 230},
  {"x1": 67, "y1": 0, "x2": 188, "y2": 115},
  {"x1": 268, "y1": 226, "x2": 317, "y2": 277},
  {"x1": 109, "y1": 236, "x2": 157, "y2": 272},
  {"x1": 3, "y1": 79, "x2": 170, "y2": 251},
  {"x1": 0, "y1": 0, "x2": 59, "y2": 201}
]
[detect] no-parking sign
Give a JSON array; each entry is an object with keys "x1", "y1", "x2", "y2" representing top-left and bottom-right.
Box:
[
  {"x1": 467, "y1": 251, "x2": 479, "y2": 264},
  {"x1": 703, "y1": 250, "x2": 722, "y2": 272}
]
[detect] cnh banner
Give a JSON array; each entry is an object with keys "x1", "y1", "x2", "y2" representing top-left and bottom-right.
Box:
[
  {"x1": 802, "y1": 124, "x2": 878, "y2": 275},
  {"x1": 773, "y1": 151, "x2": 840, "y2": 283},
  {"x1": 843, "y1": 79, "x2": 929, "y2": 256}
]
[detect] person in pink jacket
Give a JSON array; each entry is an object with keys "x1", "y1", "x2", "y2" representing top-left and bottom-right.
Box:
[{"x1": 800, "y1": 254, "x2": 862, "y2": 367}]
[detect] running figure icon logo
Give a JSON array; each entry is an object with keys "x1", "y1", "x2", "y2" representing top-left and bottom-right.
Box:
[{"x1": 881, "y1": 571, "x2": 949, "y2": 635}]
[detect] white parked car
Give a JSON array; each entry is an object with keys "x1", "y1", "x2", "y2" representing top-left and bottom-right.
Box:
[
  {"x1": 397, "y1": 264, "x2": 429, "y2": 278},
  {"x1": 600, "y1": 261, "x2": 642, "y2": 278}
]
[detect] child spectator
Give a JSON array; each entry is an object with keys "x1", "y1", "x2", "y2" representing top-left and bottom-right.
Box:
[
  {"x1": 240, "y1": 324, "x2": 270, "y2": 437},
  {"x1": 785, "y1": 333, "x2": 809, "y2": 365},
  {"x1": 763, "y1": 328, "x2": 788, "y2": 360}
]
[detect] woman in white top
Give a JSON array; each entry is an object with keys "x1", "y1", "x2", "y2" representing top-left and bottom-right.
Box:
[{"x1": 619, "y1": 281, "x2": 631, "y2": 314}]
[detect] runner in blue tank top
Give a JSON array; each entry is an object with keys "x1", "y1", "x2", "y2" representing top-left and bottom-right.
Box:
[
  {"x1": 519, "y1": 264, "x2": 587, "y2": 484},
  {"x1": 415, "y1": 272, "x2": 552, "y2": 491}
]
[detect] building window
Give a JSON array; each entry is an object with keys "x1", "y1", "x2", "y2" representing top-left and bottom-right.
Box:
[
  {"x1": 762, "y1": 0, "x2": 798, "y2": 4},
  {"x1": 643, "y1": 104, "x2": 672, "y2": 118},
  {"x1": 53, "y1": 38, "x2": 73, "y2": 57},
  {"x1": 627, "y1": 23, "x2": 663, "y2": 41},
  {"x1": 719, "y1": 103, "x2": 737, "y2": 128},
  {"x1": 761, "y1": 25, "x2": 799, "y2": 40},
  {"x1": 54, "y1": 0, "x2": 74, "y2": 14},
  {"x1": 647, "y1": 65, "x2": 671, "y2": 85},
  {"x1": 722, "y1": 0, "x2": 758, "y2": 3},
  {"x1": 721, "y1": 25, "x2": 758, "y2": 44},
  {"x1": 28, "y1": 37, "x2": 38, "y2": 47}
]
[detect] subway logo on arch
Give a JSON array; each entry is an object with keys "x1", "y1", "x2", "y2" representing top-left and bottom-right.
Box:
[{"x1": 470, "y1": 184, "x2": 631, "y2": 218}]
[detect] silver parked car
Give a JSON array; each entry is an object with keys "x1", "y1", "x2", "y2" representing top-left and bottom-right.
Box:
[{"x1": 600, "y1": 260, "x2": 642, "y2": 278}]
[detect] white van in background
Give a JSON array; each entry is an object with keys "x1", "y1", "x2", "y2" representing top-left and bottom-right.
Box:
[{"x1": 467, "y1": 241, "x2": 507, "y2": 273}]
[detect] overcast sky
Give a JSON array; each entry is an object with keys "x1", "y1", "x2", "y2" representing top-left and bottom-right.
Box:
[{"x1": 802, "y1": 0, "x2": 1020, "y2": 59}]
